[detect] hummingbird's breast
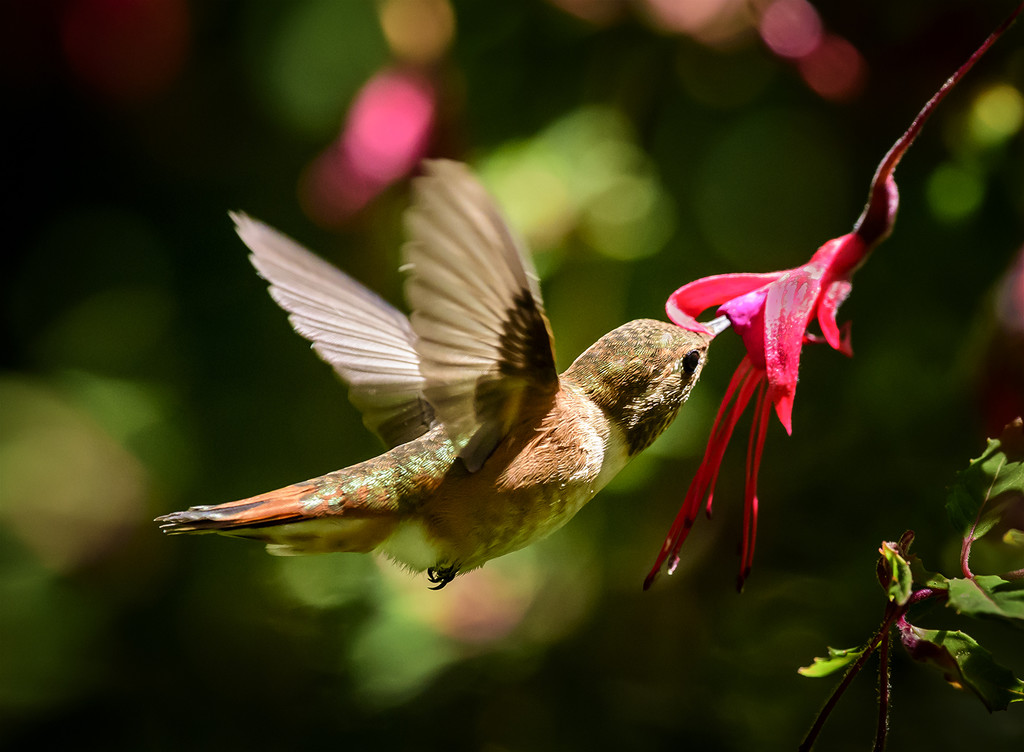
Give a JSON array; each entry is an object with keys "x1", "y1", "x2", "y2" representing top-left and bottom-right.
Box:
[{"x1": 381, "y1": 385, "x2": 629, "y2": 574}]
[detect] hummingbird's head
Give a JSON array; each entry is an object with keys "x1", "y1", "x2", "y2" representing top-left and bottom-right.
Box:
[{"x1": 565, "y1": 319, "x2": 711, "y2": 455}]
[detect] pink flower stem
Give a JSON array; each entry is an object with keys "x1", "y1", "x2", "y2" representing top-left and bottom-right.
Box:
[
  {"x1": 960, "y1": 535, "x2": 975, "y2": 580},
  {"x1": 854, "y1": 1, "x2": 1024, "y2": 246}
]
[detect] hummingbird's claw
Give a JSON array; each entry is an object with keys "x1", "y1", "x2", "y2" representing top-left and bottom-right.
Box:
[{"x1": 427, "y1": 565, "x2": 459, "y2": 590}]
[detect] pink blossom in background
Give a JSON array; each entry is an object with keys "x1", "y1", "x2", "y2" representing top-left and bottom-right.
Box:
[
  {"x1": 302, "y1": 68, "x2": 436, "y2": 227},
  {"x1": 760, "y1": 0, "x2": 822, "y2": 59},
  {"x1": 798, "y1": 34, "x2": 866, "y2": 101},
  {"x1": 759, "y1": 0, "x2": 865, "y2": 101},
  {"x1": 345, "y1": 70, "x2": 436, "y2": 185}
]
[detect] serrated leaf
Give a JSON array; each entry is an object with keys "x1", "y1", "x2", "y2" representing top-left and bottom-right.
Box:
[
  {"x1": 879, "y1": 540, "x2": 913, "y2": 605},
  {"x1": 947, "y1": 575, "x2": 1024, "y2": 625},
  {"x1": 899, "y1": 625, "x2": 1024, "y2": 711},
  {"x1": 946, "y1": 421, "x2": 1024, "y2": 547},
  {"x1": 798, "y1": 646, "x2": 866, "y2": 678}
]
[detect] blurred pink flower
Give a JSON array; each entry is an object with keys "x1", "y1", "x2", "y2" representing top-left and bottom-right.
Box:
[
  {"x1": 302, "y1": 68, "x2": 435, "y2": 226},
  {"x1": 758, "y1": 0, "x2": 865, "y2": 102},
  {"x1": 345, "y1": 69, "x2": 436, "y2": 185},
  {"x1": 646, "y1": 5, "x2": 1023, "y2": 590}
]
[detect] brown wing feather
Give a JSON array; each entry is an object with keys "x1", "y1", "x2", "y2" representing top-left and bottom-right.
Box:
[{"x1": 404, "y1": 160, "x2": 558, "y2": 471}]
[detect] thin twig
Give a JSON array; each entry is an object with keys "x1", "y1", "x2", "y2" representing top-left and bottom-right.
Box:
[
  {"x1": 799, "y1": 605, "x2": 900, "y2": 752},
  {"x1": 873, "y1": 629, "x2": 892, "y2": 752}
]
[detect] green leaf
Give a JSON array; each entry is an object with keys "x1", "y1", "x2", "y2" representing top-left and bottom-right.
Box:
[
  {"x1": 1004, "y1": 528, "x2": 1024, "y2": 548},
  {"x1": 879, "y1": 540, "x2": 913, "y2": 605},
  {"x1": 946, "y1": 420, "x2": 1024, "y2": 546},
  {"x1": 946, "y1": 575, "x2": 1024, "y2": 625},
  {"x1": 900, "y1": 625, "x2": 1024, "y2": 711},
  {"x1": 908, "y1": 553, "x2": 949, "y2": 591},
  {"x1": 798, "y1": 646, "x2": 866, "y2": 678}
]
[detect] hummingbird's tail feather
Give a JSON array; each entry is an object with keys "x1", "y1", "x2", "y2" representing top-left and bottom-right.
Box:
[
  {"x1": 154, "y1": 479, "x2": 398, "y2": 556},
  {"x1": 156, "y1": 483, "x2": 312, "y2": 532}
]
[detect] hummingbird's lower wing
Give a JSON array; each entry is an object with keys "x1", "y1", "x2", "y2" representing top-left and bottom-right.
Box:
[
  {"x1": 403, "y1": 160, "x2": 559, "y2": 472},
  {"x1": 233, "y1": 213, "x2": 435, "y2": 448}
]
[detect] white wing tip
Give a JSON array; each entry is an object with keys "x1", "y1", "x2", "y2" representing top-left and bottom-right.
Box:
[
  {"x1": 421, "y1": 158, "x2": 466, "y2": 177},
  {"x1": 229, "y1": 211, "x2": 266, "y2": 246},
  {"x1": 230, "y1": 212, "x2": 291, "y2": 267}
]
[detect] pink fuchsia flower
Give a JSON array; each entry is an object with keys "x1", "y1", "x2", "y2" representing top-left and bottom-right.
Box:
[{"x1": 645, "y1": 4, "x2": 1024, "y2": 591}]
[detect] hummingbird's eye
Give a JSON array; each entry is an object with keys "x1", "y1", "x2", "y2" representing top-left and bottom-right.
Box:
[{"x1": 682, "y1": 349, "x2": 701, "y2": 376}]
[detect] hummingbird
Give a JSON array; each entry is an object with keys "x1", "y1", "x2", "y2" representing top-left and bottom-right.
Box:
[{"x1": 156, "y1": 160, "x2": 711, "y2": 589}]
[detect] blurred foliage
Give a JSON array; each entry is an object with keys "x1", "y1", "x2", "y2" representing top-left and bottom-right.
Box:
[{"x1": 2, "y1": 1, "x2": 1023, "y2": 750}]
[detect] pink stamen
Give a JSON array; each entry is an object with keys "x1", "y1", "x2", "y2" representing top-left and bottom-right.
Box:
[
  {"x1": 739, "y1": 384, "x2": 772, "y2": 590},
  {"x1": 645, "y1": 357, "x2": 766, "y2": 589},
  {"x1": 702, "y1": 360, "x2": 763, "y2": 519}
]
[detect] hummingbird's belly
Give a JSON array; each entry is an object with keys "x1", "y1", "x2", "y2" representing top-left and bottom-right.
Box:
[
  {"x1": 381, "y1": 416, "x2": 630, "y2": 574},
  {"x1": 381, "y1": 480, "x2": 601, "y2": 573}
]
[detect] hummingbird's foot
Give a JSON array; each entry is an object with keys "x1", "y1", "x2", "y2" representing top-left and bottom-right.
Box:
[{"x1": 427, "y1": 565, "x2": 459, "y2": 590}]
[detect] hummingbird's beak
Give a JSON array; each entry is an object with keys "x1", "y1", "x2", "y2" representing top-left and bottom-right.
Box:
[{"x1": 703, "y1": 315, "x2": 732, "y2": 337}]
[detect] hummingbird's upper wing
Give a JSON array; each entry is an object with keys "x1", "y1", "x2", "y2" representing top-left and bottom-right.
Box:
[
  {"x1": 403, "y1": 160, "x2": 558, "y2": 472},
  {"x1": 233, "y1": 213, "x2": 435, "y2": 448}
]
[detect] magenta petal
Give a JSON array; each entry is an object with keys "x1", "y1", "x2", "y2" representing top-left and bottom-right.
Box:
[
  {"x1": 817, "y1": 278, "x2": 853, "y2": 350},
  {"x1": 667, "y1": 272, "x2": 784, "y2": 319},
  {"x1": 835, "y1": 321, "x2": 854, "y2": 357},
  {"x1": 810, "y1": 233, "x2": 869, "y2": 279},
  {"x1": 769, "y1": 385, "x2": 795, "y2": 436},
  {"x1": 718, "y1": 288, "x2": 768, "y2": 370},
  {"x1": 763, "y1": 267, "x2": 826, "y2": 434},
  {"x1": 664, "y1": 306, "x2": 714, "y2": 335}
]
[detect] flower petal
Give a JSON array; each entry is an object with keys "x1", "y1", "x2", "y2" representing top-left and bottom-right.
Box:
[
  {"x1": 667, "y1": 272, "x2": 784, "y2": 320},
  {"x1": 663, "y1": 308, "x2": 714, "y2": 335},
  {"x1": 817, "y1": 277, "x2": 853, "y2": 350},
  {"x1": 804, "y1": 322, "x2": 853, "y2": 357},
  {"x1": 718, "y1": 288, "x2": 768, "y2": 370},
  {"x1": 763, "y1": 267, "x2": 827, "y2": 434}
]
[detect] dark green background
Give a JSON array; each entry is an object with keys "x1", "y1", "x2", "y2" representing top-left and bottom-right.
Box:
[{"x1": 3, "y1": 1, "x2": 1022, "y2": 749}]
